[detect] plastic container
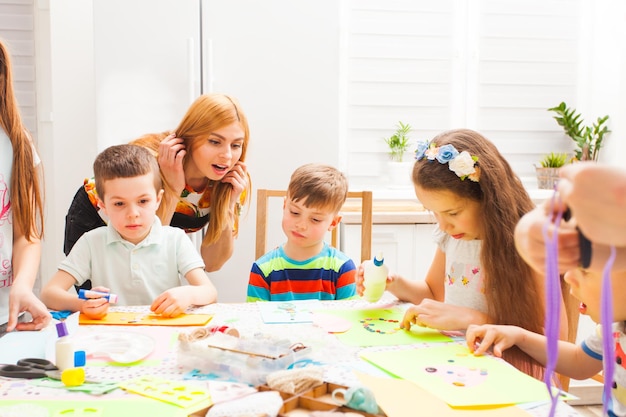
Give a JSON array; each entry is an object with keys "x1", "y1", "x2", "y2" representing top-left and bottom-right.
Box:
[
  {"x1": 362, "y1": 252, "x2": 389, "y2": 303},
  {"x1": 55, "y1": 322, "x2": 75, "y2": 371},
  {"x1": 177, "y1": 332, "x2": 310, "y2": 386}
]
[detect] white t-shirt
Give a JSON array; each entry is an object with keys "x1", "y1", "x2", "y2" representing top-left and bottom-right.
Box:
[{"x1": 434, "y1": 227, "x2": 488, "y2": 315}]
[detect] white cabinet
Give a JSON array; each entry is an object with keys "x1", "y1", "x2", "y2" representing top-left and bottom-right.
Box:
[
  {"x1": 342, "y1": 223, "x2": 437, "y2": 281},
  {"x1": 43, "y1": 0, "x2": 342, "y2": 302}
]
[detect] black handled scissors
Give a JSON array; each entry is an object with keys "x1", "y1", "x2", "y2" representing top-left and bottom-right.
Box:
[{"x1": 0, "y1": 358, "x2": 61, "y2": 379}]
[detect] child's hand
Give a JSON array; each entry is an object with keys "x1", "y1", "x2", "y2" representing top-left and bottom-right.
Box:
[
  {"x1": 465, "y1": 324, "x2": 520, "y2": 357},
  {"x1": 150, "y1": 287, "x2": 193, "y2": 318},
  {"x1": 514, "y1": 203, "x2": 579, "y2": 274},
  {"x1": 80, "y1": 298, "x2": 109, "y2": 320},
  {"x1": 356, "y1": 263, "x2": 394, "y2": 297},
  {"x1": 401, "y1": 300, "x2": 488, "y2": 331}
]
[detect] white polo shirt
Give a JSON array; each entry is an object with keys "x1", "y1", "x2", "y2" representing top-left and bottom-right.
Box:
[{"x1": 59, "y1": 216, "x2": 205, "y2": 305}]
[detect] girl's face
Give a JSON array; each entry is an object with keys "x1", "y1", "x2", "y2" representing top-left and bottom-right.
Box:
[
  {"x1": 414, "y1": 184, "x2": 483, "y2": 240},
  {"x1": 282, "y1": 197, "x2": 340, "y2": 252},
  {"x1": 98, "y1": 172, "x2": 163, "y2": 245},
  {"x1": 564, "y1": 268, "x2": 626, "y2": 323},
  {"x1": 190, "y1": 122, "x2": 245, "y2": 181}
]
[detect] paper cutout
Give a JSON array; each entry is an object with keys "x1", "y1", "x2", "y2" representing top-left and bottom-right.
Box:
[
  {"x1": 319, "y1": 308, "x2": 452, "y2": 346},
  {"x1": 120, "y1": 376, "x2": 212, "y2": 408},
  {"x1": 71, "y1": 331, "x2": 155, "y2": 364},
  {"x1": 355, "y1": 372, "x2": 532, "y2": 417},
  {"x1": 0, "y1": 399, "x2": 207, "y2": 417},
  {"x1": 53, "y1": 406, "x2": 102, "y2": 416},
  {"x1": 257, "y1": 300, "x2": 320, "y2": 324},
  {"x1": 78, "y1": 312, "x2": 213, "y2": 326},
  {"x1": 312, "y1": 312, "x2": 353, "y2": 333},
  {"x1": 360, "y1": 344, "x2": 551, "y2": 407}
]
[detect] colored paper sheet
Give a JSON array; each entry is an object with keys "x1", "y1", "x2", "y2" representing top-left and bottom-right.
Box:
[
  {"x1": 78, "y1": 312, "x2": 213, "y2": 326},
  {"x1": 319, "y1": 307, "x2": 452, "y2": 346},
  {"x1": 257, "y1": 300, "x2": 320, "y2": 323},
  {"x1": 355, "y1": 372, "x2": 532, "y2": 417},
  {"x1": 0, "y1": 398, "x2": 211, "y2": 417},
  {"x1": 360, "y1": 344, "x2": 551, "y2": 407}
]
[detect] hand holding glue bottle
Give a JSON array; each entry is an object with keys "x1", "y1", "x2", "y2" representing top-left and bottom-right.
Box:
[
  {"x1": 361, "y1": 252, "x2": 389, "y2": 303},
  {"x1": 78, "y1": 288, "x2": 118, "y2": 320}
]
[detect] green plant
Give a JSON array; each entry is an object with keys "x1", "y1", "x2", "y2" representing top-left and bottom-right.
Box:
[
  {"x1": 539, "y1": 152, "x2": 568, "y2": 168},
  {"x1": 383, "y1": 121, "x2": 412, "y2": 162},
  {"x1": 548, "y1": 102, "x2": 610, "y2": 161}
]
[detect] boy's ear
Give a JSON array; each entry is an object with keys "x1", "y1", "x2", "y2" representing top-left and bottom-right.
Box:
[
  {"x1": 156, "y1": 189, "x2": 164, "y2": 208},
  {"x1": 328, "y1": 215, "x2": 342, "y2": 231},
  {"x1": 96, "y1": 197, "x2": 106, "y2": 213}
]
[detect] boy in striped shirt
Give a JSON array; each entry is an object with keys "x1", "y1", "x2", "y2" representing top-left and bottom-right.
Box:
[{"x1": 247, "y1": 163, "x2": 357, "y2": 301}]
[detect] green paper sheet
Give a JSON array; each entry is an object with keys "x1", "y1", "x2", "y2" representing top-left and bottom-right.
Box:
[
  {"x1": 360, "y1": 344, "x2": 551, "y2": 407},
  {"x1": 0, "y1": 398, "x2": 211, "y2": 417},
  {"x1": 319, "y1": 307, "x2": 452, "y2": 346}
]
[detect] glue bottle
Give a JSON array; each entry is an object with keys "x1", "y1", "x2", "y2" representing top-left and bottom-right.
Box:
[
  {"x1": 362, "y1": 252, "x2": 389, "y2": 303},
  {"x1": 55, "y1": 321, "x2": 75, "y2": 371}
]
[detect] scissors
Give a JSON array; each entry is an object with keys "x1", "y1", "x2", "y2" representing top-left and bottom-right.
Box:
[{"x1": 0, "y1": 358, "x2": 61, "y2": 379}]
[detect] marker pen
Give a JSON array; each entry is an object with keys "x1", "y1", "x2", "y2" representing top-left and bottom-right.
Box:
[{"x1": 78, "y1": 289, "x2": 118, "y2": 304}]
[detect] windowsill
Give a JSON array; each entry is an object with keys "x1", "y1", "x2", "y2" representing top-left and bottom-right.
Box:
[{"x1": 364, "y1": 180, "x2": 553, "y2": 205}]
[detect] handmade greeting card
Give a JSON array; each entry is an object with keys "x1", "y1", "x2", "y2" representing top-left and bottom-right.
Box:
[
  {"x1": 319, "y1": 307, "x2": 452, "y2": 346},
  {"x1": 360, "y1": 344, "x2": 551, "y2": 407}
]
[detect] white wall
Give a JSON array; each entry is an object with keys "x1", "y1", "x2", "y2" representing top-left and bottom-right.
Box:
[
  {"x1": 36, "y1": 0, "x2": 340, "y2": 302},
  {"x1": 34, "y1": 0, "x2": 626, "y2": 305}
]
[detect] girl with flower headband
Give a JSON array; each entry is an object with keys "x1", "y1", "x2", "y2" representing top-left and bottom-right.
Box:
[{"x1": 357, "y1": 128, "x2": 566, "y2": 379}]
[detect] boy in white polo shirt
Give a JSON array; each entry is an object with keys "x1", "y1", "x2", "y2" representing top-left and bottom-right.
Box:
[{"x1": 41, "y1": 144, "x2": 217, "y2": 319}]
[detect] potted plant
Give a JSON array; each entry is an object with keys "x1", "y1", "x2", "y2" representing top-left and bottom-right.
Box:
[
  {"x1": 384, "y1": 121, "x2": 412, "y2": 162},
  {"x1": 547, "y1": 102, "x2": 610, "y2": 161},
  {"x1": 535, "y1": 152, "x2": 568, "y2": 189},
  {"x1": 383, "y1": 121, "x2": 413, "y2": 187}
]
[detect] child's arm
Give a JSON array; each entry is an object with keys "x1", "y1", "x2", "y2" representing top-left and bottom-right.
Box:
[
  {"x1": 466, "y1": 324, "x2": 603, "y2": 380},
  {"x1": 150, "y1": 268, "x2": 217, "y2": 317},
  {"x1": 401, "y1": 300, "x2": 489, "y2": 331},
  {"x1": 8, "y1": 231, "x2": 50, "y2": 331},
  {"x1": 386, "y1": 249, "x2": 446, "y2": 304},
  {"x1": 40, "y1": 270, "x2": 109, "y2": 319}
]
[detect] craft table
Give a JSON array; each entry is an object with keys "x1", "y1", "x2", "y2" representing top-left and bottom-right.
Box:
[{"x1": 0, "y1": 299, "x2": 585, "y2": 417}]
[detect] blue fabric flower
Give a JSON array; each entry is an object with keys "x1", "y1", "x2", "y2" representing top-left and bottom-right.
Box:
[
  {"x1": 436, "y1": 144, "x2": 459, "y2": 163},
  {"x1": 415, "y1": 141, "x2": 430, "y2": 160}
]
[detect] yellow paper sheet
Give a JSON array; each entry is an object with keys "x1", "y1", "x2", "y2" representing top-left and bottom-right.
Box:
[
  {"x1": 356, "y1": 372, "x2": 531, "y2": 417},
  {"x1": 79, "y1": 311, "x2": 213, "y2": 326}
]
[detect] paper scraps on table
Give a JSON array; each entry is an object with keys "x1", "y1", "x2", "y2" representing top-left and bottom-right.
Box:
[
  {"x1": 78, "y1": 312, "x2": 213, "y2": 326},
  {"x1": 360, "y1": 343, "x2": 551, "y2": 407},
  {"x1": 355, "y1": 371, "x2": 532, "y2": 417},
  {"x1": 257, "y1": 300, "x2": 320, "y2": 324},
  {"x1": 119, "y1": 376, "x2": 212, "y2": 408},
  {"x1": 319, "y1": 307, "x2": 452, "y2": 346}
]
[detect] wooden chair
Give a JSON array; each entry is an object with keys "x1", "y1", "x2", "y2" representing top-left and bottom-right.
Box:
[{"x1": 255, "y1": 189, "x2": 373, "y2": 263}]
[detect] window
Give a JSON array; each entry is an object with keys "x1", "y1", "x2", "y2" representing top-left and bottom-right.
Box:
[{"x1": 343, "y1": 0, "x2": 580, "y2": 189}]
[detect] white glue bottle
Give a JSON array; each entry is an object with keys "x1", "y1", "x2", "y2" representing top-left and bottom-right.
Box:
[
  {"x1": 362, "y1": 251, "x2": 389, "y2": 303},
  {"x1": 55, "y1": 321, "x2": 75, "y2": 371}
]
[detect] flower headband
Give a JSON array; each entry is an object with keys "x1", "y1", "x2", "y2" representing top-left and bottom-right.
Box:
[{"x1": 415, "y1": 141, "x2": 480, "y2": 182}]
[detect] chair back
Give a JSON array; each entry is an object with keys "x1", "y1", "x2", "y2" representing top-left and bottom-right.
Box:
[{"x1": 255, "y1": 189, "x2": 373, "y2": 263}]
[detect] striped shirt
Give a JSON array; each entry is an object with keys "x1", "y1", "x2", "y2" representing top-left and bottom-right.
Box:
[{"x1": 247, "y1": 243, "x2": 356, "y2": 302}]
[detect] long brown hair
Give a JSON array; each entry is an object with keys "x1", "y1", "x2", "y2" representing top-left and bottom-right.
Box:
[
  {"x1": 0, "y1": 40, "x2": 44, "y2": 240},
  {"x1": 413, "y1": 129, "x2": 544, "y2": 378},
  {"x1": 131, "y1": 93, "x2": 251, "y2": 245}
]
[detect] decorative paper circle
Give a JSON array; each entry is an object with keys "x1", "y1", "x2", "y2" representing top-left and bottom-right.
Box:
[
  {"x1": 312, "y1": 312, "x2": 353, "y2": 333},
  {"x1": 73, "y1": 331, "x2": 155, "y2": 363}
]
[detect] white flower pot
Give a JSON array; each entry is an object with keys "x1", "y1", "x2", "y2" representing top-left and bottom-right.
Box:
[{"x1": 387, "y1": 161, "x2": 414, "y2": 188}]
